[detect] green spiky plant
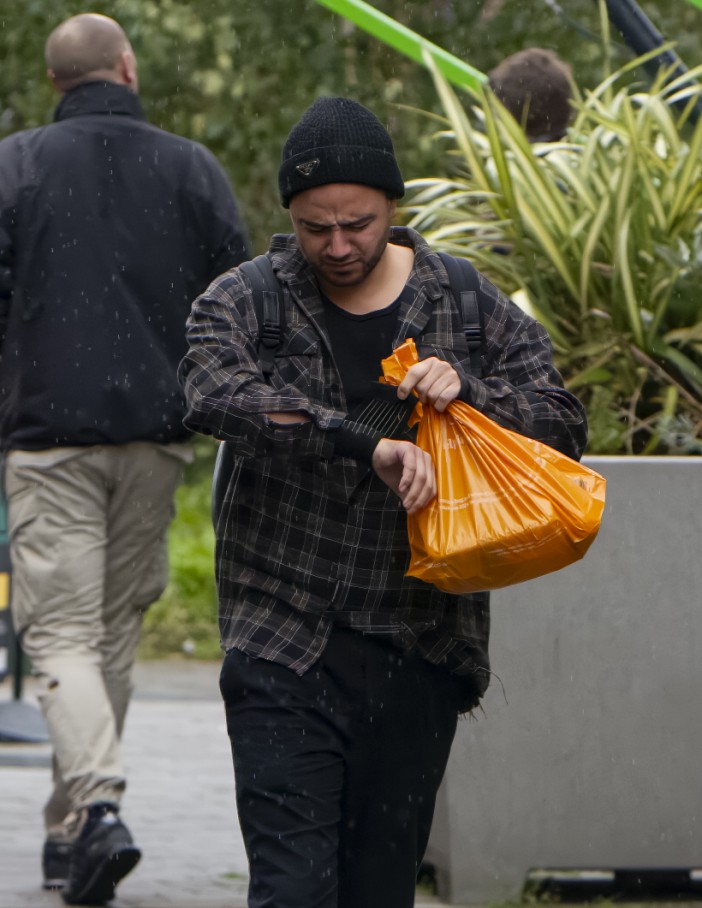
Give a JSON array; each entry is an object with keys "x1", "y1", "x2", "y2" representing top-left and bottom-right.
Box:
[{"x1": 404, "y1": 21, "x2": 702, "y2": 455}]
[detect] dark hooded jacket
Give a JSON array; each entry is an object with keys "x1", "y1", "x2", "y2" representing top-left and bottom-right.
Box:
[{"x1": 0, "y1": 80, "x2": 250, "y2": 450}]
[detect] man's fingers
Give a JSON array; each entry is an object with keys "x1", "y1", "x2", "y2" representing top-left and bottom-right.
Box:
[
  {"x1": 397, "y1": 358, "x2": 460, "y2": 411},
  {"x1": 397, "y1": 359, "x2": 431, "y2": 400},
  {"x1": 372, "y1": 439, "x2": 436, "y2": 514},
  {"x1": 398, "y1": 447, "x2": 435, "y2": 514},
  {"x1": 429, "y1": 381, "x2": 459, "y2": 413}
]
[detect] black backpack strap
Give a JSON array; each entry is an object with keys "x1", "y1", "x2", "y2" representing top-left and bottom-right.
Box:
[
  {"x1": 238, "y1": 254, "x2": 284, "y2": 376},
  {"x1": 438, "y1": 252, "x2": 483, "y2": 379},
  {"x1": 212, "y1": 255, "x2": 283, "y2": 525}
]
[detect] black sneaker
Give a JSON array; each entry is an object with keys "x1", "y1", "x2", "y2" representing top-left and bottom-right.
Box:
[
  {"x1": 42, "y1": 838, "x2": 73, "y2": 890},
  {"x1": 61, "y1": 801, "x2": 141, "y2": 906}
]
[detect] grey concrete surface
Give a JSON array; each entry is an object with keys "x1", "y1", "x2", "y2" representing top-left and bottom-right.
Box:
[
  {"x1": 1, "y1": 658, "x2": 457, "y2": 907},
  {"x1": 428, "y1": 457, "x2": 702, "y2": 905}
]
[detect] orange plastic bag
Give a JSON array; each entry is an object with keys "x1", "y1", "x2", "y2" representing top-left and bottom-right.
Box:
[{"x1": 381, "y1": 340, "x2": 606, "y2": 594}]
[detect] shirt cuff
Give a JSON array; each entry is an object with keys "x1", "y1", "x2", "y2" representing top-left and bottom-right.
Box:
[
  {"x1": 332, "y1": 384, "x2": 417, "y2": 463},
  {"x1": 333, "y1": 420, "x2": 383, "y2": 462}
]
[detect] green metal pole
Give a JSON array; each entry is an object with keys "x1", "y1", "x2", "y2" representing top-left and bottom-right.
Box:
[
  {"x1": 314, "y1": 0, "x2": 486, "y2": 92},
  {"x1": 682, "y1": 0, "x2": 702, "y2": 10}
]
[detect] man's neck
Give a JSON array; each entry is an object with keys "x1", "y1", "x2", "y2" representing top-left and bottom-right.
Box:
[
  {"x1": 320, "y1": 243, "x2": 414, "y2": 315},
  {"x1": 53, "y1": 80, "x2": 145, "y2": 122}
]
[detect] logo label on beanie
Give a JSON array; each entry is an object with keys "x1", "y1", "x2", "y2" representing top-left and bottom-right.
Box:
[{"x1": 296, "y1": 158, "x2": 320, "y2": 177}]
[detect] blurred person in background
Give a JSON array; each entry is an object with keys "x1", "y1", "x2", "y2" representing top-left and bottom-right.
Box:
[
  {"x1": 488, "y1": 46, "x2": 574, "y2": 142},
  {"x1": 0, "y1": 12, "x2": 249, "y2": 905}
]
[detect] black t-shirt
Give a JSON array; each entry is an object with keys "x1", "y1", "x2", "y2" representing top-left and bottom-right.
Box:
[{"x1": 323, "y1": 286, "x2": 414, "y2": 412}]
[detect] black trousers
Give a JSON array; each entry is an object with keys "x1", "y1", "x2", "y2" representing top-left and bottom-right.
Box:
[{"x1": 220, "y1": 626, "x2": 463, "y2": 908}]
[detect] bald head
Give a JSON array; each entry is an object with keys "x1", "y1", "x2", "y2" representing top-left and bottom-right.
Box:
[{"x1": 45, "y1": 13, "x2": 138, "y2": 93}]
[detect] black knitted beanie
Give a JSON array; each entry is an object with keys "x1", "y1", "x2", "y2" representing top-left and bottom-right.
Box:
[{"x1": 278, "y1": 97, "x2": 405, "y2": 208}]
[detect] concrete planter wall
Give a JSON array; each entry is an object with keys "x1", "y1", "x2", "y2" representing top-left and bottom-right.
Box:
[{"x1": 427, "y1": 456, "x2": 702, "y2": 905}]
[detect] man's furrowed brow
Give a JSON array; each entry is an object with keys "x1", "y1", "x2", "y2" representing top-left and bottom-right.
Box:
[{"x1": 300, "y1": 213, "x2": 376, "y2": 229}]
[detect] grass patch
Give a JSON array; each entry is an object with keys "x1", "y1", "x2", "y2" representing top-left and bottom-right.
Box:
[{"x1": 139, "y1": 439, "x2": 221, "y2": 661}]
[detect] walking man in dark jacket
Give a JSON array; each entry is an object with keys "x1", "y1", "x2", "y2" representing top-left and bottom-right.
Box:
[{"x1": 0, "y1": 13, "x2": 249, "y2": 905}]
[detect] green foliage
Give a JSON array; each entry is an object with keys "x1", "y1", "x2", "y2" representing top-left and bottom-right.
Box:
[
  {"x1": 404, "y1": 46, "x2": 702, "y2": 455},
  {"x1": 2, "y1": 1, "x2": 700, "y2": 253},
  {"x1": 139, "y1": 438, "x2": 220, "y2": 659}
]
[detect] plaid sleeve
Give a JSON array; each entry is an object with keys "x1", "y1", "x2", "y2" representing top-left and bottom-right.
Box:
[
  {"x1": 178, "y1": 267, "x2": 345, "y2": 459},
  {"x1": 457, "y1": 273, "x2": 588, "y2": 460}
]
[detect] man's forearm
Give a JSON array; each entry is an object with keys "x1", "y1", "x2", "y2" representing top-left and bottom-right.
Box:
[{"x1": 266, "y1": 411, "x2": 310, "y2": 425}]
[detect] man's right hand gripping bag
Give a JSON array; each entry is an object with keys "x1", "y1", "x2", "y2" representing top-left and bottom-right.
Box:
[{"x1": 382, "y1": 340, "x2": 606, "y2": 595}]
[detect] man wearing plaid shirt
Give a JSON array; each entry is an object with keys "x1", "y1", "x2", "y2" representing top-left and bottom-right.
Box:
[{"x1": 179, "y1": 97, "x2": 587, "y2": 908}]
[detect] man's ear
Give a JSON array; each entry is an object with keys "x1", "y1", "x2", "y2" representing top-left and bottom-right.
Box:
[
  {"x1": 46, "y1": 69, "x2": 64, "y2": 94},
  {"x1": 117, "y1": 49, "x2": 138, "y2": 91}
]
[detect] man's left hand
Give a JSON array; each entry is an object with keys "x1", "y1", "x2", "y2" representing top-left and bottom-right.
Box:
[{"x1": 396, "y1": 357, "x2": 461, "y2": 413}]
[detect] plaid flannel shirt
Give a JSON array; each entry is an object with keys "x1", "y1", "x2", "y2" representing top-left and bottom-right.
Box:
[{"x1": 179, "y1": 227, "x2": 587, "y2": 709}]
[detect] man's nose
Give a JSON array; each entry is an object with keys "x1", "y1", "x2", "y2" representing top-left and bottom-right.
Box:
[{"x1": 327, "y1": 228, "x2": 352, "y2": 258}]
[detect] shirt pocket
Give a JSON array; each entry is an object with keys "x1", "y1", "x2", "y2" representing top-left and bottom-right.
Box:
[{"x1": 272, "y1": 326, "x2": 322, "y2": 397}]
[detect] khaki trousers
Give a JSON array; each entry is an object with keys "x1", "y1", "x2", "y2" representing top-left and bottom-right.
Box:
[{"x1": 6, "y1": 442, "x2": 190, "y2": 836}]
